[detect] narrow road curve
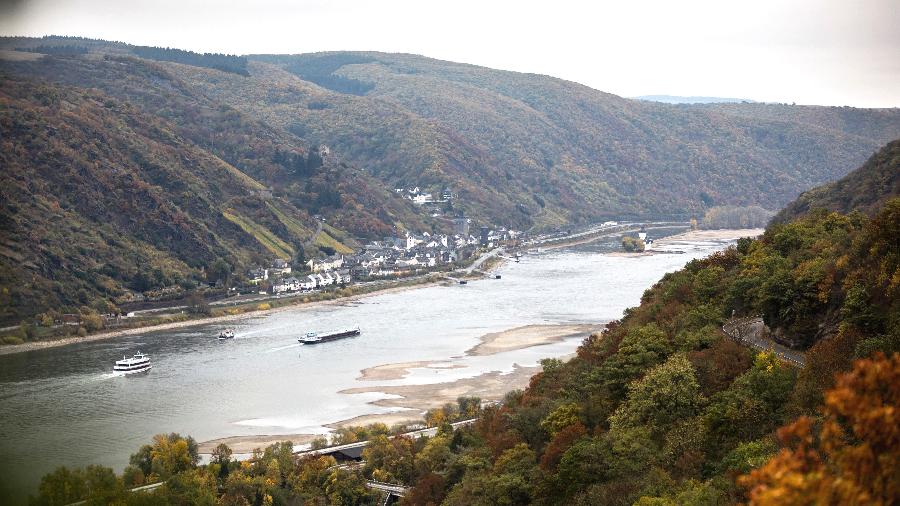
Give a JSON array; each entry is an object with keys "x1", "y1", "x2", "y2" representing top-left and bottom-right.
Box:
[{"x1": 723, "y1": 316, "x2": 806, "y2": 367}]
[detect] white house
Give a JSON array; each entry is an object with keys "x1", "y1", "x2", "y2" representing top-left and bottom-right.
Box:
[
  {"x1": 405, "y1": 232, "x2": 423, "y2": 250},
  {"x1": 273, "y1": 277, "x2": 300, "y2": 294},
  {"x1": 411, "y1": 193, "x2": 434, "y2": 205},
  {"x1": 308, "y1": 254, "x2": 344, "y2": 273}
]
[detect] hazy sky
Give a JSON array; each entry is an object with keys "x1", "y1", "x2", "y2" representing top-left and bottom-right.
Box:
[{"x1": 2, "y1": 0, "x2": 898, "y2": 107}]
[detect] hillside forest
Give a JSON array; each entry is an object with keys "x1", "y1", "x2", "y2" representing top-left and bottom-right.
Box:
[{"x1": 2, "y1": 37, "x2": 900, "y2": 328}]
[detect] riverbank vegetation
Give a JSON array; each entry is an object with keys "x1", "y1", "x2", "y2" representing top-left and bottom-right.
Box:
[
  {"x1": 700, "y1": 206, "x2": 774, "y2": 230},
  {"x1": 27, "y1": 353, "x2": 898, "y2": 505},
  {"x1": 621, "y1": 236, "x2": 646, "y2": 252}
]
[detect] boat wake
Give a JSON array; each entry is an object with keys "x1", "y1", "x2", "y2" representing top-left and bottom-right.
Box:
[
  {"x1": 97, "y1": 372, "x2": 125, "y2": 380},
  {"x1": 266, "y1": 343, "x2": 302, "y2": 353}
]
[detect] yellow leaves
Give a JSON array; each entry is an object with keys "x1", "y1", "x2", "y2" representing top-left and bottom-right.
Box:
[
  {"x1": 540, "y1": 402, "x2": 582, "y2": 437},
  {"x1": 740, "y1": 353, "x2": 900, "y2": 505},
  {"x1": 754, "y1": 351, "x2": 781, "y2": 374}
]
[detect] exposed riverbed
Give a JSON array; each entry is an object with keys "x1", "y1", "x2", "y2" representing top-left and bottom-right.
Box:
[{"x1": 0, "y1": 227, "x2": 758, "y2": 502}]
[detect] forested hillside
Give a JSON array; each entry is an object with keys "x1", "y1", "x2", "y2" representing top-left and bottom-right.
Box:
[
  {"x1": 0, "y1": 58, "x2": 430, "y2": 325},
  {"x1": 248, "y1": 51, "x2": 900, "y2": 225},
  {"x1": 3, "y1": 37, "x2": 899, "y2": 230},
  {"x1": 2, "y1": 36, "x2": 899, "y2": 326},
  {"x1": 23, "y1": 139, "x2": 900, "y2": 504},
  {"x1": 772, "y1": 139, "x2": 900, "y2": 223}
]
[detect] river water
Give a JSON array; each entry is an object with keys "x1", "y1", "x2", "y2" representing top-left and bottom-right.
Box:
[{"x1": 0, "y1": 229, "x2": 738, "y2": 502}]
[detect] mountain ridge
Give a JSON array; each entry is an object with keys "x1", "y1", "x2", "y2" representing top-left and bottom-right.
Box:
[{"x1": 2, "y1": 37, "x2": 900, "y2": 325}]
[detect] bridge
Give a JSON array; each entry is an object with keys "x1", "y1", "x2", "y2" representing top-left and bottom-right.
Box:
[
  {"x1": 367, "y1": 480, "x2": 409, "y2": 504},
  {"x1": 723, "y1": 316, "x2": 806, "y2": 368},
  {"x1": 296, "y1": 418, "x2": 478, "y2": 460}
]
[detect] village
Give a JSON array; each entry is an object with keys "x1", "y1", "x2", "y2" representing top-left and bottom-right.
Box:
[{"x1": 246, "y1": 221, "x2": 522, "y2": 296}]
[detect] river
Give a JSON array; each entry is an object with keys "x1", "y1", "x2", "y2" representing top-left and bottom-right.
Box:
[{"x1": 0, "y1": 228, "x2": 745, "y2": 502}]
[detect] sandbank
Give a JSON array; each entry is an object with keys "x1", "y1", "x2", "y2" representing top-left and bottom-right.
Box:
[
  {"x1": 466, "y1": 323, "x2": 602, "y2": 356},
  {"x1": 197, "y1": 433, "x2": 318, "y2": 454}
]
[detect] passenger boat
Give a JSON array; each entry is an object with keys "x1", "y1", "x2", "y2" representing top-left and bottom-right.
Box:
[
  {"x1": 113, "y1": 352, "x2": 152, "y2": 374},
  {"x1": 298, "y1": 326, "x2": 360, "y2": 344},
  {"x1": 218, "y1": 328, "x2": 235, "y2": 340}
]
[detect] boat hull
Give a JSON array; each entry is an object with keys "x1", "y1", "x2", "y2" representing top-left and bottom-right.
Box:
[
  {"x1": 113, "y1": 364, "x2": 152, "y2": 374},
  {"x1": 299, "y1": 328, "x2": 360, "y2": 344}
]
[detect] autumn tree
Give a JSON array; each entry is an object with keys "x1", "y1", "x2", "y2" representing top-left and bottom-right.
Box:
[{"x1": 740, "y1": 353, "x2": 900, "y2": 505}]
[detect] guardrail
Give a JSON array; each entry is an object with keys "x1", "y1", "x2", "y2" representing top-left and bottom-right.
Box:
[{"x1": 722, "y1": 316, "x2": 805, "y2": 368}]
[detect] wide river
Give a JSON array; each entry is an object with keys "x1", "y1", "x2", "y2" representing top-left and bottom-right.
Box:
[{"x1": 0, "y1": 229, "x2": 741, "y2": 502}]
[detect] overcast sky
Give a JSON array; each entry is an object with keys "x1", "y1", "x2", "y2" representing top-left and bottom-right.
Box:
[{"x1": 2, "y1": 0, "x2": 898, "y2": 107}]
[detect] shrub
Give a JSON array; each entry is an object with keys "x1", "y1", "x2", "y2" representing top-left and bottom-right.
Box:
[{"x1": 1, "y1": 335, "x2": 24, "y2": 345}]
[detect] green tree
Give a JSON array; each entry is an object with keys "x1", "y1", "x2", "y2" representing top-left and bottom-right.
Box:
[
  {"x1": 31, "y1": 466, "x2": 88, "y2": 506},
  {"x1": 207, "y1": 257, "x2": 232, "y2": 286},
  {"x1": 609, "y1": 354, "x2": 705, "y2": 440},
  {"x1": 598, "y1": 323, "x2": 673, "y2": 398}
]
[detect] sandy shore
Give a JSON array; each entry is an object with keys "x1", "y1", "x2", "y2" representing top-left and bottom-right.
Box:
[
  {"x1": 358, "y1": 361, "x2": 466, "y2": 381},
  {"x1": 326, "y1": 411, "x2": 429, "y2": 430},
  {"x1": 340, "y1": 364, "x2": 543, "y2": 415},
  {"x1": 466, "y1": 323, "x2": 603, "y2": 356},
  {"x1": 607, "y1": 228, "x2": 764, "y2": 257},
  {"x1": 197, "y1": 433, "x2": 319, "y2": 454},
  {"x1": 198, "y1": 323, "x2": 596, "y2": 452},
  {"x1": 651, "y1": 228, "x2": 764, "y2": 247},
  {"x1": 0, "y1": 280, "x2": 444, "y2": 356},
  {"x1": 198, "y1": 361, "x2": 566, "y2": 453}
]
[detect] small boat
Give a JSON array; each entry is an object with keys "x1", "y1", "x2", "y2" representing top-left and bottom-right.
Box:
[
  {"x1": 299, "y1": 326, "x2": 360, "y2": 345},
  {"x1": 458, "y1": 280, "x2": 468, "y2": 285},
  {"x1": 494, "y1": 274, "x2": 502, "y2": 279},
  {"x1": 113, "y1": 352, "x2": 151, "y2": 374},
  {"x1": 218, "y1": 329, "x2": 235, "y2": 340}
]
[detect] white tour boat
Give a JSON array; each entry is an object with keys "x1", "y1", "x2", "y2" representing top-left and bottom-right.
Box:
[
  {"x1": 218, "y1": 328, "x2": 235, "y2": 340},
  {"x1": 113, "y1": 352, "x2": 152, "y2": 374}
]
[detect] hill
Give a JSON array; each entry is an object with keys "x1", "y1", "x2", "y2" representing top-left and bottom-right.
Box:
[
  {"x1": 245, "y1": 51, "x2": 900, "y2": 225},
  {"x1": 2, "y1": 36, "x2": 900, "y2": 324},
  {"x1": 634, "y1": 95, "x2": 756, "y2": 104},
  {"x1": 0, "y1": 57, "x2": 431, "y2": 325},
  {"x1": 4, "y1": 37, "x2": 899, "y2": 230},
  {"x1": 772, "y1": 138, "x2": 900, "y2": 223}
]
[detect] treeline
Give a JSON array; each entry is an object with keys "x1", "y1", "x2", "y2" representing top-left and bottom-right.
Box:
[
  {"x1": 17, "y1": 45, "x2": 88, "y2": 56},
  {"x1": 283, "y1": 53, "x2": 376, "y2": 95},
  {"x1": 772, "y1": 138, "x2": 900, "y2": 224},
  {"x1": 29, "y1": 398, "x2": 482, "y2": 505},
  {"x1": 130, "y1": 46, "x2": 249, "y2": 76},
  {"x1": 700, "y1": 205, "x2": 774, "y2": 230}
]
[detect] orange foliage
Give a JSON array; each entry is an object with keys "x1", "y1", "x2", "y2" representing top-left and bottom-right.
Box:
[
  {"x1": 539, "y1": 422, "x2": 587, "y2": 471},
  {"x1": 740, "y1": 353, "x2": 900, "y2": 505}
]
